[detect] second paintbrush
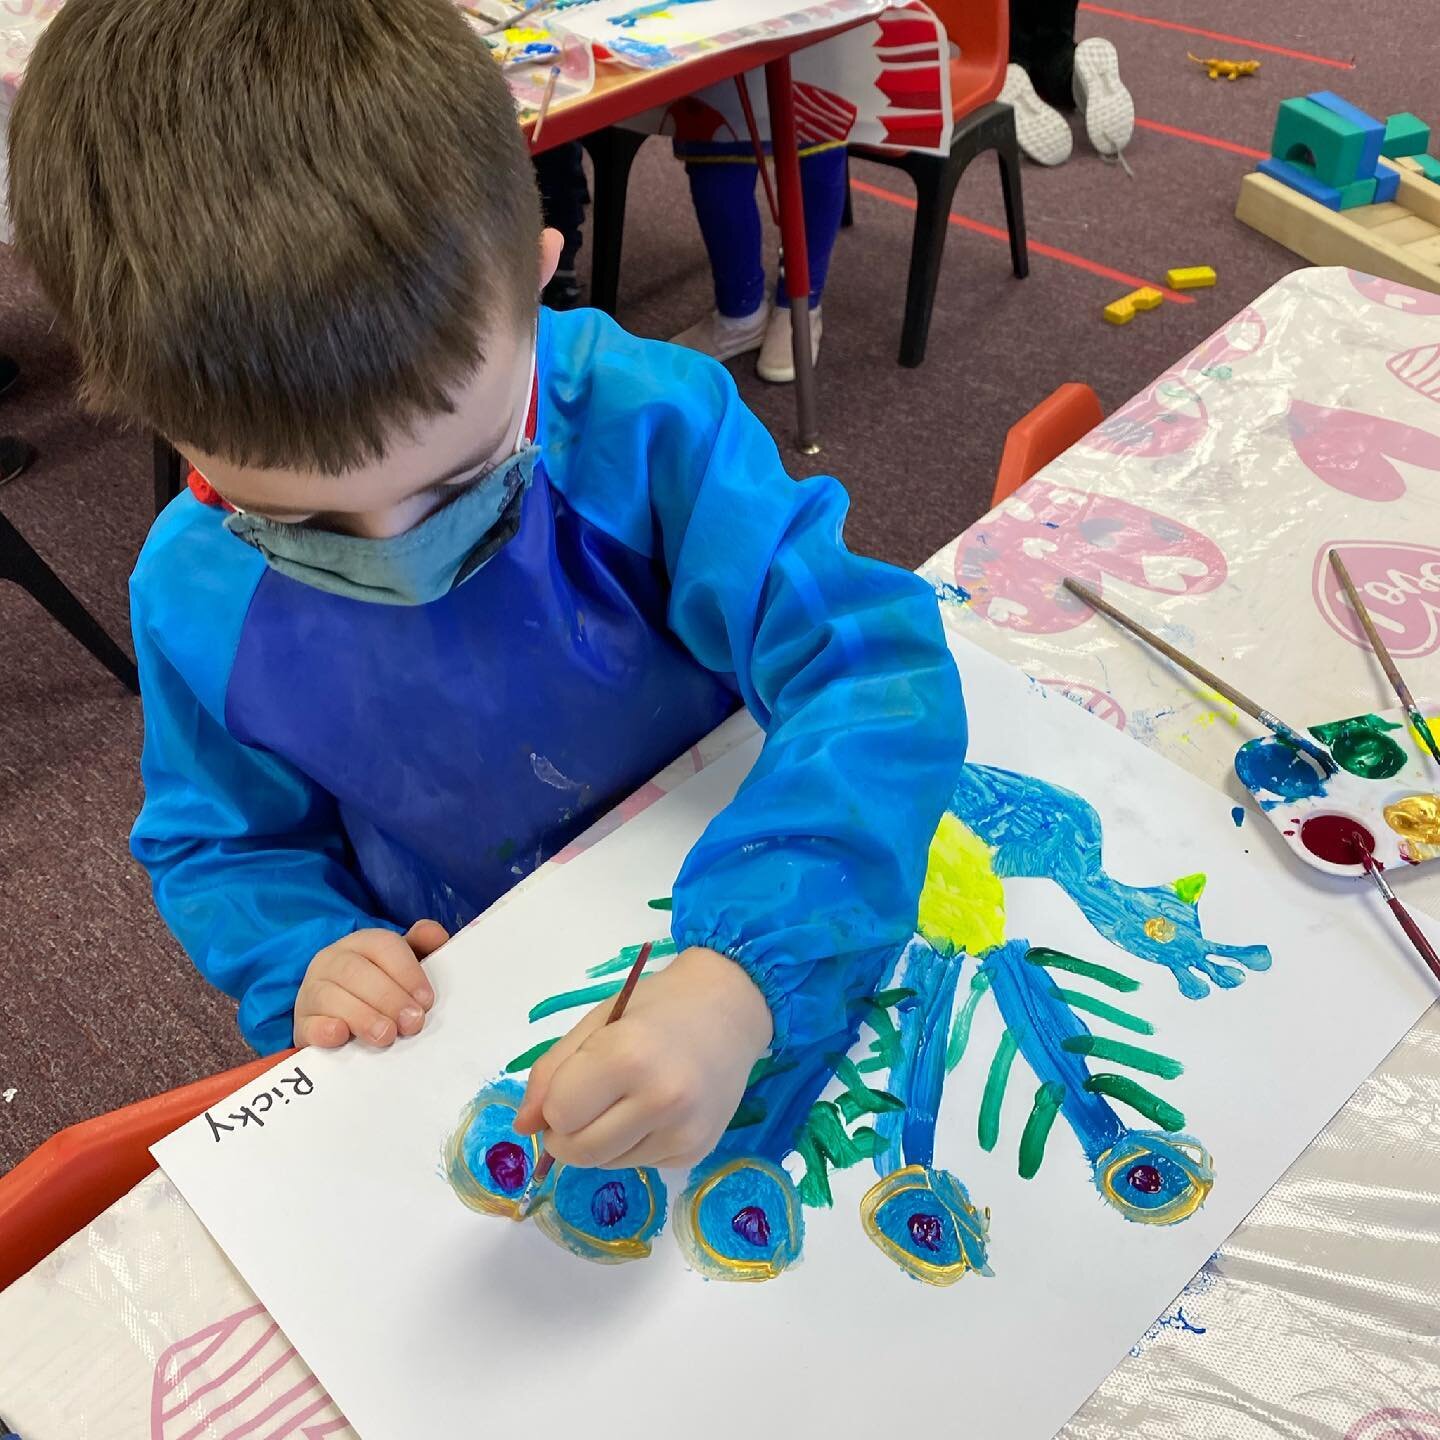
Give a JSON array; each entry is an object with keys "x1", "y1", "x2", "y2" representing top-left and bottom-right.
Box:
[{"x1": 1063, "y1": 579, "x2": 1337, "y2": 775}]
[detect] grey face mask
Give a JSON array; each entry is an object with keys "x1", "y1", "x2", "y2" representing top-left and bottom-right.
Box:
[{"x1": 224, "y1": 444, "x2": 538, "y2": 606}]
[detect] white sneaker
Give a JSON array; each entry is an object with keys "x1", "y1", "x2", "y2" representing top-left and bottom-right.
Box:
[
  {"x1": 670, "y1": 305, "x2": 768, "y2": 361},
  {"x1": 1072, "y1": 38, "x2": 1134, "y2": 156},
  {"x1": 999, "y1": 63, "x2": 1072, "y2": 166},
  {"x1": 756, "y1": 301, "x2": 822, "y2": 384}
]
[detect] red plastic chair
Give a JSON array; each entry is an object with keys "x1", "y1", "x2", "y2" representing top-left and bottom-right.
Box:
[
  {"x1": 850, "y1": 0, "x2": 1028, "y2": 367},
  {"x1": 0, "y1": 1052, "x2": 294, "y2": 1290},
  {"x1": 992, "y1": 382, "x2": 1104, "y2": 507}
]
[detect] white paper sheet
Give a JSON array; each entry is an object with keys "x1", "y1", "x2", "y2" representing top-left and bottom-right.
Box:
[{"x1": 154, "y1": 636, "x2": 1436, "y2": 1440}]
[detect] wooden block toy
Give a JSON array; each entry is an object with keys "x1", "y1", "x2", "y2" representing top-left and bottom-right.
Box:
[
  {"x1": 1103, "y1": 286, "x2": 1163, "y2": 325},
  {"x1": 1383, "y1": 112, "x2": 1431, "y2": 159},
  {"x1": 1271, "y1": 96, "x2": 1381, "y2": 190},
  {"x1": 1417, "y1": 154, "x2": 1440, "y2": 182},
  {"x1": 1259, "y1": 155, "x2": 1342, "y2": 209},
  {"x1": 1236, "y1": 157, "x2": 1440, "y2": 295},
  {"x1": 1373, "y1": 163, "x2": 1401, "y2": 203},
  {"x1": 1165, "y1": 266, "x2": 1216, "y2": 289}
]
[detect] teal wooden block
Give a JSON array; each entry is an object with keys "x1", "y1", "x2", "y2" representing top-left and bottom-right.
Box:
[
  {"x1": 1337, "y1": 175, "x2": 1378, "y2": 209},
  {"x1": 1271, "y1": 96, "x2": 1376, "y2": 189},
  {"x1": 1382, "y1": 112, "x2": 1431, "y2": 158},
  {"x1": 1416, "y1": 153, "x2": 1440, "y2": 181}
]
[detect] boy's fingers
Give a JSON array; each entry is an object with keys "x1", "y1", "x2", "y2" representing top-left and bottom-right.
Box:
[
  {"x1": 536, "y1": 1045, "x2": 632, "y2": 1138},
  {"x1": 543, "y1": 1096, "x2": 651, "y2": 1170},
  {"x1": 358, "y1": 931, "x2": 434, "y2": 1008},
  {"x1": 404, "y1": 919, "x2": 449, "y2": 962},
  {"x1": 296, "y1": 1013, "x2": 349, "y2": 1048},
  {"x1": 513, "y1": 1003, "x2": 611, "y2": 1132},
  {"x1": 335, "y1": 950, "x2": 427, "y2": 1035},
  {"x1": 309, "y1": 978, "x2": 399, "y2": 1047}
]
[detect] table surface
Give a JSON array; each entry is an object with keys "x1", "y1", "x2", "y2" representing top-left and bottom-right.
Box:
[{"x1": 3, "y1": 267, "x2": 1439, "y2": 1438}]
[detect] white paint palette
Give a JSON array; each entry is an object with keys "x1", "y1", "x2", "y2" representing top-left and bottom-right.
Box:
[{"x1": 1234, "y1": 701, "x2": 1440, "y2": 876}]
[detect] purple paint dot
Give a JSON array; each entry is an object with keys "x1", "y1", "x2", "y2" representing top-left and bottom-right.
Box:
[
  {"x1": 1127, "y1": 1163, "x2": 1164, "y2": 1195},
  {"x1": 731, "y1": 1206, "x2": 771, "y2": 1247},
  {"x1": 590, "y1": 1180, "x2": 629, "y2": 1228},
  {"x1": 907, "y1": 1212, "x2": 945, "y2": 1252},
  {"x1": 485, "y1": 1141, "x2": 529, "y2": 1193}
]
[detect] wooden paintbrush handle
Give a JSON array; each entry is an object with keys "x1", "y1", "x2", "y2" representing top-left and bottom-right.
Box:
[
  {"x1": 1389, "y1": 898, "x2": 1440, "y2": 982},
  {"x1": 1328, "y1": 551, "x2": 1414, "y2": 702},
  {"x1": 1062, "y1": 579, "x2": 1265, "y2": 724}
]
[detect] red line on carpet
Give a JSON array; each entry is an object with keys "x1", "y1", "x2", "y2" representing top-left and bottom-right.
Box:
[
  {"x1": 849, "y1": 177, "x2": 1196, "y2": 303},
  {"x1": 1135, "y1": 117, "x2": 1267, "y2": 160},
  {"x1": 1078, "y1": 4, "x2": 1355, "y2": 68}
]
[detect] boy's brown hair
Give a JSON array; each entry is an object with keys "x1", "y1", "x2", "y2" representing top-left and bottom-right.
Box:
[{"x1": 8, "y1": 0, "x2": 541, "y2": 474}]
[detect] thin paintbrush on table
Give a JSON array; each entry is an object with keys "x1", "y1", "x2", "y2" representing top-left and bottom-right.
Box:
[
  {"x1": 1062, "y1": 578, "x2": 1338, "y2": 775},
  {"x1": 514, "y1": 938, "x2": 655, "y2": 1218},
  {"x1": 1328, "y1": 549, "x2": 1440, "y2": 768}
]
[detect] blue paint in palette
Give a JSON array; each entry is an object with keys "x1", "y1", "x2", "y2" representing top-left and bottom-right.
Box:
[{"x1": 1234, "y1": 738, "x2": 1329, "y2": 809}]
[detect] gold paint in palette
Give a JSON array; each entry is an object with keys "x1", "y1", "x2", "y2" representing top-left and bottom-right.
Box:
[{"x1": 1384, "y1": 794, "x2": 1440, "y2": 860}]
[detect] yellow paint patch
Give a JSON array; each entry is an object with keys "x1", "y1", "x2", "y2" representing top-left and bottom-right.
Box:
[
  {"x1": 917, "y1": 813, "x2": 1005, "y2": 955},
  {"x1": 1384, "y1": 793, "x2": 1440, "y2": 846},
  {"x1": 1143, "y1": 916, "x2": 1177, "y2": 943},
  {"x1": 1409, "y1": 714, "x2": 1440, "y2": 754}
]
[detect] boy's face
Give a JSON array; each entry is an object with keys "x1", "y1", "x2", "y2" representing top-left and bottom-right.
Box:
[{"x1": 185, "y1": 230, "x2": 562, "y2": 541}]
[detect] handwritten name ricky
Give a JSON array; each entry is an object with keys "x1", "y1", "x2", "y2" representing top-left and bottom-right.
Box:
[{"x1": 205, "y1": 1065, "x2": 313, "y2": 1142}]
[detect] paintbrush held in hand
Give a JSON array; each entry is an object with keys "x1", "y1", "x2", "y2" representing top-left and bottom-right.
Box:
[{"x1": 514, "y1": 939, "x2": 654, "y2": 1218}]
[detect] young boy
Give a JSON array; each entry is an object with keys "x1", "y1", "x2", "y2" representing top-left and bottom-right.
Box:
[{"x1": 9, "y1": 0, "x2": 965, "y2": 1174}]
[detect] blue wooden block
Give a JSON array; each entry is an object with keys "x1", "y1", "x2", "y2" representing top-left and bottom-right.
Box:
[
  {"x1": 1307, "y1": 91, "x2": 1385, "y2": 173},
  {"x1": 1258, "y1": 156, "x2": 1341, "y2": 209},
  {"x1": 1372, "y1": 163, "x2": 1400, "y2": 203}
]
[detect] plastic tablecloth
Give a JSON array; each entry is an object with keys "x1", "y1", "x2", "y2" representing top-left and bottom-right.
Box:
[{"x1": 3, "y1": 268, "x2": 1439, "y2": 1437}]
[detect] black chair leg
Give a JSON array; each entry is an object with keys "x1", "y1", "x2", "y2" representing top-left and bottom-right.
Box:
[
  {"x1": 153, "y1": 432, "x2": 186, "y2": 516},
  {"x1": 898, "y1": 150, "x2": 965, "y2": 368},
  {"x1": 841, "y1": 151, "x2": 854, "y2": 229},
  {"x1": 580, "y1": 127, "x2": 649, "y2": 316},
  {"x1": 0, "y1": 510, "x2": 140, "y2": 693},
  {"x1": 997, "y1": 117, "x2": 1029, "y2": 280}
]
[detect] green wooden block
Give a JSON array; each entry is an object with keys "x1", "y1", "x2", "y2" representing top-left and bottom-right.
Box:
[
  {"x1": 1416, "y1": 153, "x2": 1440, "y2": 181},
  {"x1": 1382, "y1": 112, "x2": 1431, "y2": 158},
  {"x1": 1337, "y1": 175, "x2": 1378, "y2": 209},
  {"x1": 1271, "y1": 96, "x2": 1374, "y2": 188}
]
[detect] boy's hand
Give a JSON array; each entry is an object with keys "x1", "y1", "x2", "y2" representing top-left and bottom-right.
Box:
[
  {"x1": 513, "y1": 947, "x2": 773, "y2": 1170},
  {"x1": 293, "y1": 920, "x2": 447, "y2": 1049}
]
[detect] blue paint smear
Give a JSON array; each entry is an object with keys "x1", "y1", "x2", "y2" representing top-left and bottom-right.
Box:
[
  {"x1": 951, "y1": 765, "x2": 1273, "y2": 998},
  {"x1": 982, "y1": 937, "x2": 1122, "y2": 1161},
  {"x1": 933, "y1": 581, "x2": 971, "y2": 606},
  {"x1": 1234, "y1": 738, "x2": 1329, "y2": 809},
  {"x1": 874, "y1": 937, "x2": 963, "y2": 1174},
  {"x1": 1231, "y1": 806, "x2": 1245, "y2": 828},
  {"x1": 459, "y1": 1081, "x2": 531, "y2": 1199},
  {"x1": 551, "y1": 1165, "x2": 665, "y2": 1244}
]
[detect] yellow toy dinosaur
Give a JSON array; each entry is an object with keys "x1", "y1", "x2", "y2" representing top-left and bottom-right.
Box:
[{"x1": 1189, "y1": 53, "x2": 1261, "y2": 80}]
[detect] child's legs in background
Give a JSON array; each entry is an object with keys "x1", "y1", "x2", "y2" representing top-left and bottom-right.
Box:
[
  {"x1": 534, "y1": 141, "x2": 590, "y2": 308},
  {"x1": 775, "y1": 143, "x2": 847, "y2": 308},
  {"x1": 681, "y1": 147, "x2": 766, "y2": 319},
  {"x1": 1009, "y1": 0, "x2": 1081, "y2": 110}
]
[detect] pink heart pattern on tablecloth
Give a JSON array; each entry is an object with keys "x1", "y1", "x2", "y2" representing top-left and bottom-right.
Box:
[
  {"x1": 1388, "y1": 341, "x2": 1440, "y2": 402},
  {"x1": 1344, "y1": 1409, "x2": 1440, "y2": 1440},
  {"x1": 152, "y1": 1305, "x2": 348, "y2": 1438},
  {"x1": 1182, "y1": 305, "x2": 1268, "y2": 375},
  {"x1": 1314, "y1": 540, "x2": 1440, "y2": 659},
  {"x1": 1079, "y1": 373, "x2": 1209, "y2": 458},
  {"x1": 1288, "y1": 399, "x2": 1440, "y2": 500},
  {"x1": 1032, "y1": 677, "x2": 1128, "y2": 729},
  {"x1": 954, "y1": 480, "x2": 1227, "y2": 633},
  {"x1": 1348, "y1": 270, "x2": 1440, "y2": 315}
]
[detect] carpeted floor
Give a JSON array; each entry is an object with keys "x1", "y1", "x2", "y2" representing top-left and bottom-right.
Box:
[{"x1": 0, "y1": 0, "x2": 1427, "y2": 1173}]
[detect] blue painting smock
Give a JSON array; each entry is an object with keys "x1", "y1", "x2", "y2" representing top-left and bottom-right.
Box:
[{"x1": 129, "y1": 308, "x2": 966, "y2": 1055}]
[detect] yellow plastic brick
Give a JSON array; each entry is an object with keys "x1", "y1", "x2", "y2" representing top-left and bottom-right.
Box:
[{"x1": 1166, "y1": 266, "x2": 1217, "y2": 290}]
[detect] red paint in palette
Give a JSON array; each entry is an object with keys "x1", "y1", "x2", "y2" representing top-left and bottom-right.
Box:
[{"x1": 1299, "y1": 814, "x2": 1376, "y2": 867}]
